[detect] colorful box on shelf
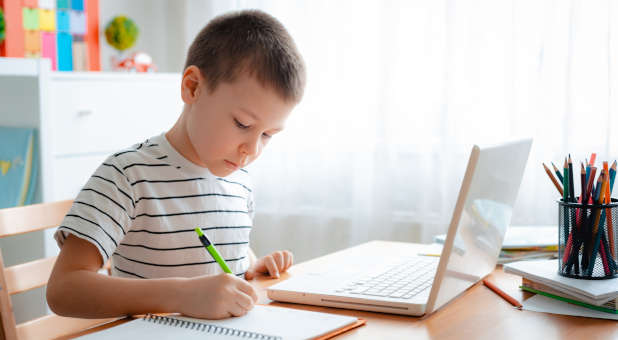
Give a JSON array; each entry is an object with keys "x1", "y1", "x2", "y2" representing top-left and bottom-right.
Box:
[
  {"x1": 39, "y1": 8, "x2": 56, "y2": 31},
  {"x1": 56, "y1": 9, "x2": 69, "y2": 32},
  {"x1": 22, "y1": 7, "x2": 39, "y2": 30},
  {"x1": 1, "y1": 0, "x2": 100, "y2": 71}
]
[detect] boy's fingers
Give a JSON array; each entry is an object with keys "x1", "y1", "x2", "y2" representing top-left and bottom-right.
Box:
[
  {"x1": 272, "y1": 251, "x2": 284, "y2": 270},
  {"x1": 230, "y1": 302, "x2": 248, "y2": 317},
  {"x1": 236, "y1": 291, "x2": 255, "y2": 311},
  {"x1": 244, "y1": 270, "x2": 254, "y2": 280},
  {"x1": 280, "y1": 253, "x2": 290, "y2": 272},
  {"x1": 237, "y1": 278, "x2": 259, "y2": 302},
  {"x1": 264, "y1": 256, "x2": 279, "y2": 278},
  {"x1": 283, "y1": 251, "x2": 293, "y2": 271}
]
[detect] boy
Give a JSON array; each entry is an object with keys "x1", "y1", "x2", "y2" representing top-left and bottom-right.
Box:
[{"x1": 46, "y1": 10, "x2": 305, "y2": 320}]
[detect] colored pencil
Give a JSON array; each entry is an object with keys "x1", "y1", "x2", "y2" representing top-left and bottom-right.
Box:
[
  {"x1": 483, "y1": 279, "x2": 522, "y2": 310},
  {"x1": 562, "y1": 158, "x2": 570, "y2": 269},
  {"x1": 551, "y1": 162, "x2": 564, "y2": 183},
  {"x1": 607, "y1": 161, "x2": 616, "y2": 256},
  {"x1": 602, "y1": 164, "x2": 612, "y2": 275},
  {"x1": 586, "y1": 163, "x2": 609, "y2": 276},
  {"x1": 600, "y1": 235, "x2": 611, "y2": 275},
  {"x1": 601, "y1": 233, "x2": 617, "y2": 271},
  {"x1": 579, "y1": 163, "x2": 586, "y2": 203},
  {"x1": 609, "y1": 162, "x2": 616, "y2": 198},
  {"x1": 563, "y1": 163, "x2": 587, "y2": 269},
  {"x1": 543, "y1": 163, "x2": 563, "y2": 196},
  {"x1": 590, "y1": 153, "x2": 597, "y2": 167},
  {"x1": 582, "y1": 170, "x2": 603, "y2": 271},
  {"x1": 586, "y1": 167, "x2": 598, "y2": 202},
  {"x1": 568, "y1": 155, "x2": 575, "y2": 203}
]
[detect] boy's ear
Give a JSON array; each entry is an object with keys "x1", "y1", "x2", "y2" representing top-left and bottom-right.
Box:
[{"x1": 181, "y1": 65, "x2": 203, "y2": 104}]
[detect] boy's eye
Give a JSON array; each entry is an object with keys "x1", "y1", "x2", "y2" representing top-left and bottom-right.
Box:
[
  {"x1": 262, "y1": 132, "x2": 272, "y2": 139},
  {"x1": 234, "y1": 119, "x2": 249, "y2": 129}
]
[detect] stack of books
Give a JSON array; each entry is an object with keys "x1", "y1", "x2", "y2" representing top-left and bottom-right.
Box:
[{"x1": 504, "y1": 260, "x2": 618, "y2": 315}]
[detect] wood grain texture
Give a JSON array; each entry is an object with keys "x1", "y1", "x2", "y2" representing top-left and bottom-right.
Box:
[
  {"x1": 0, "y1": 200, "x2": 115, "y2": 340},
  {"x1": 0, "y1": 200, "x2": 72, "y2": 237}
]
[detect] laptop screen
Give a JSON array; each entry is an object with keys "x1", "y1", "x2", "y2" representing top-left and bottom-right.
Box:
[{"x1": 426, "y1": 139, "x2": 532, "y2": 313}]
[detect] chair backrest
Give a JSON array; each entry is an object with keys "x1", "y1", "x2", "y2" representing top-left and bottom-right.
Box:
[{"x1": 0, "y1": 200, "x2": 115, "y2": 340}]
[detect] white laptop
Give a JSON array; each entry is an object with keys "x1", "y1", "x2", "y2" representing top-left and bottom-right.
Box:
[{"x1": 267, "y1": 139, "x2": 532, "y2": 316}]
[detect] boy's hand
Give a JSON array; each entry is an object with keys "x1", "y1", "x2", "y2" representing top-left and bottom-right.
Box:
[
  {"x1": 245, "y1": 250, "x2": 293, "y2": 279},
  {"x1": 178, "y1": 273, "x2": 258, "y2": 319}
]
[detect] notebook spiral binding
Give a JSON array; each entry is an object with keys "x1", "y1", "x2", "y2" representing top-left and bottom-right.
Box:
[{"x1": 143, "y1": 314, "x2": 282, "y2": 340}]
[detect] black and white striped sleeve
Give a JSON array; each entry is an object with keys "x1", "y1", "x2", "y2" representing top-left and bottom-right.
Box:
[{"x1": 54, "y1": 155, "x2": 135, "y2": 265}]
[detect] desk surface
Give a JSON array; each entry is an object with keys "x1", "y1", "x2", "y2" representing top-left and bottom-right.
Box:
[{"x1": 66, "y1": 241, "x2": 618, "y2": 339}]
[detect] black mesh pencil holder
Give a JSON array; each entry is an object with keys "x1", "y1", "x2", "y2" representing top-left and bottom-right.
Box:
[{"x1": 558, "y1": 198, "x2": 618, "y2": 279}]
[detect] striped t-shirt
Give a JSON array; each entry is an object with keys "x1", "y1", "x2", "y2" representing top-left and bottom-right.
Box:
[{"x1": 54, "y1": 133, "x2": 254, "y2": 279}]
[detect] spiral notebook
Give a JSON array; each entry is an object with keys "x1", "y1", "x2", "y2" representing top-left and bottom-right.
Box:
[{"x1": 77, "y1": 305, "x2": 365, "y2": 340}]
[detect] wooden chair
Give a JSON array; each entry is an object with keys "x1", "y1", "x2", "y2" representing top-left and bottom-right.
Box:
[{"x1": 0, "y1": 200, "x2": 115, "y2": 340}]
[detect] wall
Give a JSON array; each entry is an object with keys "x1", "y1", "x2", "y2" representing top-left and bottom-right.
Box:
[
  {"x1": 98, "y1": 0, "x2": 187, "y2": 72},
  {"x1": 97, "y1": 0, "x2": 242, "y2": 73}
]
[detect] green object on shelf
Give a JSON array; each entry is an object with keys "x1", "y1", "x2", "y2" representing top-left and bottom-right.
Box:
[
  {"x1": 104, "y1": 15, "x2": 139, "y2": 51},
  {"x1": 0, "y1": 8, "x2": 5, "y2": 44}
]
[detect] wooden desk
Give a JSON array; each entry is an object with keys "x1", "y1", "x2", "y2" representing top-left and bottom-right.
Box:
[{"x1": 65, "y1": 241, "x2": 618, "y2": 339}]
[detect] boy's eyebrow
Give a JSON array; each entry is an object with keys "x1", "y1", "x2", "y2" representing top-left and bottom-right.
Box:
[
  {"x1": 239, "y1": 107, "x2": 259, "y2": 121},
  {"x1": 238, "y1": 107, "x2": 283, "y2": 132}
]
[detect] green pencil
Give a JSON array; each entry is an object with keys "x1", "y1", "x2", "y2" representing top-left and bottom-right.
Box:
[
  {"x1": 195, "y1": 228, "x2": 232, "y2": 274},
  {"x1": 562, "y1": 158, "x2": 570, "y2": 258}
]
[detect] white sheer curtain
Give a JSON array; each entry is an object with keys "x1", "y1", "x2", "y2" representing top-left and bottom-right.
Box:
[{"x1": 183, "y1": 0, "x2": 618, "y2": 262}]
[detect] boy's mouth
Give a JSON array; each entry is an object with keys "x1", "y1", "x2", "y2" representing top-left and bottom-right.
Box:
[{"x1": 224, "y1": 160, "x2": 239, "y2": 169}]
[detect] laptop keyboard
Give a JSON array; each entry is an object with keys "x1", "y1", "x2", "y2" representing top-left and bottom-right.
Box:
[{"x1": 335, "y1": 256, "x2": 438, "y2": 299}]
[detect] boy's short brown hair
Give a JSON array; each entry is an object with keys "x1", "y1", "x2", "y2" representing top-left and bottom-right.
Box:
[{"x1": 185, "y1": 10, "x2": 306, "y2": 103}]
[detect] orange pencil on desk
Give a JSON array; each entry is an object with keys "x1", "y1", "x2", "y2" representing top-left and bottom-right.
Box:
[{"x1": 482, "y1": 279, "x2": 522, "y2": 310}]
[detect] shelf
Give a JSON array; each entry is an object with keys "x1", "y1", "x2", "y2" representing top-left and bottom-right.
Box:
[
  {"x1": 0, "y1": 58, "x2": 43, "y2": 77},
  {"x1": 51, "y1": 71, "x2": 181, "y2": 82},
  {"x1": 0, "y1": 57, "x2": 180, "y2": 80}
]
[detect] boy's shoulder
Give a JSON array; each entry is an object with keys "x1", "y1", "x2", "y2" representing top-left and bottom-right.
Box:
[
  {"x1": 98, "y1": 135, "x2": 171, "y2": 181},
  {"x1": 217, "y1": 167, "x2": 253, "y2": 194},
  {"x1": 105, "y1": 136, "x2": 166, "y2": 165}
]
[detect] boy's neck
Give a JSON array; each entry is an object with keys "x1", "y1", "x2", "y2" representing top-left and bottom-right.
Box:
[{"x1": 166, "y1": 112, "x2": 208, "y2": 169}]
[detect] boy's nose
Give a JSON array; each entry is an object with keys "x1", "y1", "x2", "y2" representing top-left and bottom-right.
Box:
[{"x1": 240, "y1": 136, "x2": 261, "y2": 161}]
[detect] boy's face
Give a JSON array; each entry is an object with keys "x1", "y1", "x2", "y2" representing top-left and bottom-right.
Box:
[{"x1": 183, "y1": 68, "x2": 296, "y2": 177}]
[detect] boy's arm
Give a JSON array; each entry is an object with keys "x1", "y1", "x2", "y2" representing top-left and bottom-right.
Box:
[{"x1": 47, "y1": 235, "x2": 258, "y2": 319}]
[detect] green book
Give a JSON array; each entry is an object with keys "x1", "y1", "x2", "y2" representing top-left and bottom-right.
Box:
[{"x1": 521, "y1": 285, "x2": 618, "y2": 315}]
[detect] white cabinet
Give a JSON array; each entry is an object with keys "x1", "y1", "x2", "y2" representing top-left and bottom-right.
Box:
[
  {"x1": 0, "y1": 58, "x2": 183, "y2": 203},
  {"x1": 49, "y1": 74, "x2": 182, "y2": 157}
]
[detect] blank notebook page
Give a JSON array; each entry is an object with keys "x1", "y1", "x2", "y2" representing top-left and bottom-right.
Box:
[{"x1": 77, "y1": 305, "x2": 359, "y2": 340}]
